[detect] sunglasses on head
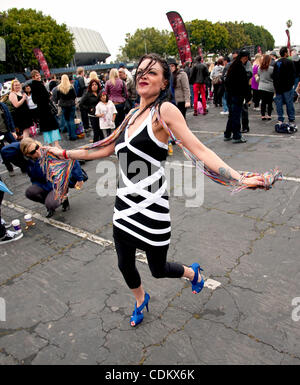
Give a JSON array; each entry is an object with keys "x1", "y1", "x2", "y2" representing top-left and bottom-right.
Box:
[{"x1": 27, "y1": 144, "x2": 39, "y2": 156}]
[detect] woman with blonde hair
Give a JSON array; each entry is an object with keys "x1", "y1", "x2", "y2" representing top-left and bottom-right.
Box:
[
  {"x1": 251, "y1": 53, "x2": 262, "y2": 110},
  {"x1": 56, "y1": 74, "x2": 77, "y2": 141},
  {"x1": 105, "y1": 68, "x2": 128, "y2": 127},
  {"x1": 9, "y1": 79, "x2": 33, "y2": 139},
  {"x1": 19, "y1": 137, "x2": 85, "y2": 217}
]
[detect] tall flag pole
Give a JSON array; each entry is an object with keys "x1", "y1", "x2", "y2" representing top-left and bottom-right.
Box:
[
  {"x1": 285, "y1": 29, "x2": 291, "y2": 56},
  {"x1": 166, "y1": 11, "x2": 192, "y2": 65}
]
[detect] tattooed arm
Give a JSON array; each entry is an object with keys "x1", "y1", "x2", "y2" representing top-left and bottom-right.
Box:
[{"x1": 161, "y1": 102, "x2": 264, "y2": 187}]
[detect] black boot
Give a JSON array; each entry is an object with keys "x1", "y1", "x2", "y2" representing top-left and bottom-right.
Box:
[
  {"x1": 62, "y1": 198, "x2": 70, "y2": 212},
  {"x1": 46, "y1": 209, "x2": 55, "y2": 218}
]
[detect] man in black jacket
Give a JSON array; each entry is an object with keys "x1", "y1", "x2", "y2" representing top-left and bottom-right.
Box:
[
  {"x1": 224, "y1": 49, "x2": 250, "y2": 143},
  {"x1": 190, "y1": 56, "x2": 209, "y2": 115},
  {"x1": 273, "y1": 46, "x2": 297, "y2": 129}
]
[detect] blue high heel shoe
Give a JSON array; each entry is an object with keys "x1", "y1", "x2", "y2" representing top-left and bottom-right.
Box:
[
  {"x1": 189, "y1": 263, "x2": 204, "y2": 294},
  {"x1": 130, "y1": 292, "x2": 150, "y2": 327}
]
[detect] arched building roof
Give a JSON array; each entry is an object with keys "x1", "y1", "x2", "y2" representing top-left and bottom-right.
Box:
[{"x1": 68, "y1": 27, "x2": 110, "y2": 65}]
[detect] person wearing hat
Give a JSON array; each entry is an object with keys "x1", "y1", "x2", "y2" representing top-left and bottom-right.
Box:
[
  {"x1": 270, "y1": 51, "x2": 278, "y2": 66},
  {"x1": 168, "y1": 59, "x2": 190, "y2": 119},
  {"x1": 224, "y1": 49, "x2": 250, "y2": 143}
]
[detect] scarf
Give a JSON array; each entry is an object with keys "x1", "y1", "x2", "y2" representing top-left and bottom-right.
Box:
[{"x1": 41, "y1": 105, "x2": 282, "y2": 199}]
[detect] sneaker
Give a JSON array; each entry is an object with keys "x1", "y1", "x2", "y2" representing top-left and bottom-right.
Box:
[
  {"x1": 232, "y1": 136, "x2": 247, "y2": 144},
  {"x1": 8, "y1": 170, "x2": 15, "y2": 177},
  {"x1": 289, "y1": 123, "x2": 298, "y2": 132},
  {"x1": 1, "y1": 218, "x2": 11, "y2": 229},
  {"x1": 220, "y1": 111, "x2": 229, "y2": 115},
  {"x1": 253, "y1": 107, "x2": 260, "y2": 111},
  {"x1": 0, "y1": 230, "x2": 23, "y2": 244},
  {"x1": 223, "y1": 136, "x2": 232, "y2": 141}
]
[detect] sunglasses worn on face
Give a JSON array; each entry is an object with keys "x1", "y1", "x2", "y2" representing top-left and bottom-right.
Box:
[{"x1": 28, "y1": 144, "x2": 39, "y2": 156}]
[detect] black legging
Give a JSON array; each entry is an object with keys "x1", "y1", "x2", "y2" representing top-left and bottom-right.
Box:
[
  {"x1": 114, "y1": 236, "x2": 184, "y2": 290},
  {"x1": 25, "y1": 185, "x2": 60, "y2": 211}
]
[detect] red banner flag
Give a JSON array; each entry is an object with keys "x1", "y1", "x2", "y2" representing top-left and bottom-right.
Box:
[
  {"x1": 166, "y1": 11, "x2": 192, "y2": 65},
  {"x1": 33, "y1": 48, "x2": 51, "y2": 79},
  {"x1": 257, "y1": 46, "x2": 262, "y2": 54},
  {"x1": 286, "y1": 29, "x2": 291, "y2": 55}
]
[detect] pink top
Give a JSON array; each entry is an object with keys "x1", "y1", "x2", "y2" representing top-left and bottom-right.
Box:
[
  {"x1": 105, "y1": 78, "x2": 128, "y2": 103},
  {"x1": 251, "y1": 64, "x2": 259, "y2": 90}
]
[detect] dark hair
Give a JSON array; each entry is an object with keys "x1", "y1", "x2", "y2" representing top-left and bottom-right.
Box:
[
  {"x1": 100, "y1": 91, "x2": 109, "y2": 102},
  {"x1": 195, "y1": 56, "x2": 202, "y2": 63},
  {"x1": 217, "y1": 58, "x2": 224, "y2": 66},
  {"x1": 88, "y1": 79, "x2": 101, "y2": 93},
  {"x1": 260, "y1": 54, "x2": 271, "y2": 70},
  {"x1": 132, "y1": 53, "x2": 171, "y2": 125},
  {"x1": 279, "y1": 46, "x2": 288, "y2": 57},
  {"x1": 226, "y1": 51, "x2": 246, "y2": 78}
]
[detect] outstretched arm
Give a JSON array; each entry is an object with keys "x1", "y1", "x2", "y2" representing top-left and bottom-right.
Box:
[
  {"x1": 160, "y1": 102, "x2": 264, "y2": 187},
  {"x1": 46, "y1": 141, "x2": 116, "y2": 161}
]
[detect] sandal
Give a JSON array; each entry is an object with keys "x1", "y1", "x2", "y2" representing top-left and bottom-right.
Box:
[
  {"x1": 130, "y1": 292, "x2": 150, "y2": 327},
  {"x1": 189, "y1": 263, "x2": 204, "y2": 294}
]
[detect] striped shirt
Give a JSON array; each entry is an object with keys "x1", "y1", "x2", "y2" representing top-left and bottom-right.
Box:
[{"x1": 113, "y1": 108, "x2": 171, "y2": 249}]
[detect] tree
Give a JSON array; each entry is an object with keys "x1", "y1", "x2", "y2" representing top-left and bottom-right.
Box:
[
  {"x1": 185, "y1": 19, "x2": 229, "y2": 55},
  {"x1": 0, "y1": 8, "x2": 75, "y2": 73},
  {"x1": 118, "y1": 28, "x2": 172, "y2": 61},
  {"x1": 221, "y1": 22, "x2": 252, "y2": 52},
  {"x1": 242, "y1": 23, "x2": 275, "y2": 52}
]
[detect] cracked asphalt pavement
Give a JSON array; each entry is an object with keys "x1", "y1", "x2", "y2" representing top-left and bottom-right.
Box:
[{"x1": 0, "y1": 102, "x2": 300, "y2": 365}]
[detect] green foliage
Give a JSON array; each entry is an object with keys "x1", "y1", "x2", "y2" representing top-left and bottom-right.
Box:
[
  {"x1": 185, "y1": 19, "x2": 229, "y2": 55},
  {"x1": 242, "y1": 23, "x2": 275, "y2": 52},
  {"x1": 220, "y1": 22, "x2": 252, "y2": 53},
  {"x1": 118, "y1": 28, "x2": 172, "y2": 61},
  {"x1": 0, "y1": 8, "x2": 75, "y2": 73}
]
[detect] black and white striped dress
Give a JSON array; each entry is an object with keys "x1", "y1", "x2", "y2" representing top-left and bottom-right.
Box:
[{"x1": 113, "y1": 108, "x2": 171, "y2": 250}]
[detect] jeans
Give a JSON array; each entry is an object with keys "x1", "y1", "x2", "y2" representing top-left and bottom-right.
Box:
[
  {"x1": 62, "y1": 106, "x2": 77, "y2": 139},
  {"x1": 224, "y1": 95, "x2": 243, "y2": 140},
  {"x1": 294, "y1": 77, "x2": 300, "y2": 93},
  {"x1": 222, "y1": 91, "x2": 228, "y2": 112},
  {"x1": 274, "y1": 88, "x2": 295, "y2": 122}
]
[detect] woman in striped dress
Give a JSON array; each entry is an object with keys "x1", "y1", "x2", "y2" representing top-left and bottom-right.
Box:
[{"x1": 49, "y1": 54, "x2": 264, "y2": 327}]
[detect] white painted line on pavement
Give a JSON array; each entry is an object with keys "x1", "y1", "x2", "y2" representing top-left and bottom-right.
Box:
[
  {"x1": 191, "y1": 130, "x2": 299, "y2": 139},
  {"x1": 2, "y1": 200, "x2": 221, "y2": 291}
]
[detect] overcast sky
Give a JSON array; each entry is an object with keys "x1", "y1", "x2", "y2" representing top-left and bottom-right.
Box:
[{"x1": 1, "y1": 0, "x2": 299, "y2": 61}]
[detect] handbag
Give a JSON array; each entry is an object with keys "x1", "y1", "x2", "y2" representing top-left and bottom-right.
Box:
[
  {"x1": 49, "y1": 99, "x2": 58, "y2": 116},
  {"x1": 212, "y1": 75, "x2": 222, "y2": 85}
]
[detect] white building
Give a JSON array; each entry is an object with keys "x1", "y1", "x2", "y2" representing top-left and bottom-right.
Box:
[{"x1": 68, "y1": 27, "x2": 110, "y2": 66}]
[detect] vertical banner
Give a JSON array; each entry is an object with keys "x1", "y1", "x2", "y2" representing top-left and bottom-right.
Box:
[
  {"x1": 33, "y1": 48, "x2": 51, "y2": 79},
  {"x1": 285, "y1": 29, "x2": 291, "y2": 56},
  {"x1": 166, "y1": 11, "x2": 192, "y2": 65}
]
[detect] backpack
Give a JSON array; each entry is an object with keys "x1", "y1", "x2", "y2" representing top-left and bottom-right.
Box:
[
  {"x1": 275, "y1": 122, "x2": 297, "y2": 134},
  {"x1": 197, "y1": 101, "x2": 204, "y2": 115},
  {"x1": 74, "y1": 79, "x2": 81, "y2": 97}
]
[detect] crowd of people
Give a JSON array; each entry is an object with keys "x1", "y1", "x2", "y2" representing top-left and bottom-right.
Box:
[{"x1": 0, "y1": 47, "x2": 298, "y2": 326}]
